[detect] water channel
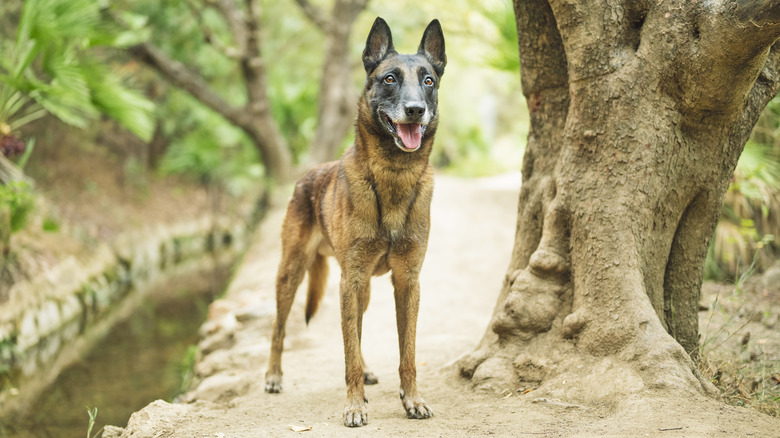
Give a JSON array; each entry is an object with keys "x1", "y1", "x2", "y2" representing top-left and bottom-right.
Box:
[{"x1": 0, "y1": 258, "x2": 233, "y2": 437}]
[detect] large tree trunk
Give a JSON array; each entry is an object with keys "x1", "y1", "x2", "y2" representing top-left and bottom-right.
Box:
[{"x1": 458, "y1": 0, "x2": 780, "y2": 402}]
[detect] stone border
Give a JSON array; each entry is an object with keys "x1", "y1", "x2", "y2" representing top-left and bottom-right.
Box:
[{"x1": 0, "y1": 205, "x2": 262, "y2": 417}]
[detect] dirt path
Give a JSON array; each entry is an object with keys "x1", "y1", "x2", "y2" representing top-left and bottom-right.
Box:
[{"x1": 108, "y1": 174, "x2": 780, "y2": 438}]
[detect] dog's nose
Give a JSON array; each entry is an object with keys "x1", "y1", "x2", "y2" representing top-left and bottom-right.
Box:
[{"x1": 404, "y1": 101, "x2": 426, "y2": 118}]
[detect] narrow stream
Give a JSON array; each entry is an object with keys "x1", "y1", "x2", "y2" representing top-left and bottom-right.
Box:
[{"x1": 1, "y1": 263, "x2": 231, "y2": 437}]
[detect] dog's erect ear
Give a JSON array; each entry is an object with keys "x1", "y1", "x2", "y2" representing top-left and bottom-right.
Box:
[
  {"x1": 362, "y1": 17, "x2": 395, "y2": 74},
  {"x1": 418, "y1": 19, "x2": 446, "y2": 78}
]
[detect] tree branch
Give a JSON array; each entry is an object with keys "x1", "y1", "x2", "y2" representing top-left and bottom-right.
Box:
[
  {"x1": 204, "y1": 0, "x2": 248, "y2": 56},
  {"x1": 129, "y1": 42, "x2": 248, "y2": 128},
  {"x1": 185, "y1": 0, "x2": 244, "y2": 59},
  {"x1": 241, "y1": 0, "x2": 271, "y2": 113},
  {"x1": 294, "y1": 0, "x2": 331, "y2": 32}
]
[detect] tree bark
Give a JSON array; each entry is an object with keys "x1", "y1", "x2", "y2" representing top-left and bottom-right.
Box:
[
  {"x1": 458, "y1": 0, "x2": 780, "y2": 403},
  {"x1": 295, "y1": 0, "x2": 368, "y2": 165}
]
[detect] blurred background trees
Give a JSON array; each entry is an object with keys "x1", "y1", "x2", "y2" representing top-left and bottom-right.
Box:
[
  {"x1": 707, "y1": 97, "x2": 780, "y2": 281},
  {"x1": 0, "y1": 0, "x2": 776, "y2": 280}
]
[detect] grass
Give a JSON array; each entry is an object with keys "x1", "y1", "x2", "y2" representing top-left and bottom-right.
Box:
[
  {"x1": 699, "y1": 348, "x2": 780, "y2": 417},
  {"x1": 698, "y1": 259, "x2": 780, "y2": 417},
  {"x1": 86, "y1": 406, "x2": 101, "y2": 438}
]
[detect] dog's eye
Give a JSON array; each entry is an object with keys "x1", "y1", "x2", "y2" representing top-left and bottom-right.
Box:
[
  {"x1": 384, "y1": 75, "x2": 396, "y2": 84},
  {"x1": 424, "y1": 76, "x2": 434, "y2": 86}
]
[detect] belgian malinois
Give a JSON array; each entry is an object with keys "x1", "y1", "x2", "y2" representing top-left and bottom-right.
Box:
[{"x1": 264, "y1": 17, "x2": 446, "y2": 427}]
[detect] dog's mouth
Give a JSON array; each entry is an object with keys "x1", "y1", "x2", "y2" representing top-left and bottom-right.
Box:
[{"x1": 382, "y1": 113, "x2": 426, "y2": 152}]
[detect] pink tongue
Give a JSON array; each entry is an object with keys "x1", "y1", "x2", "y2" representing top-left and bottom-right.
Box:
[{"x1": 397, "y1": 123, "x2": 422, "y2": 150}]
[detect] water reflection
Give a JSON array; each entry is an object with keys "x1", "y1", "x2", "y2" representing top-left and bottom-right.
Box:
[{"x1": 1, "y1": 259, "x2": 231, "y2": 437}]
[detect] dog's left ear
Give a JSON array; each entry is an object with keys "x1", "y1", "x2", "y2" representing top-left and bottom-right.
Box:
[{"x1": 418, "y1": 19, "x2": 446, "y2": 78}]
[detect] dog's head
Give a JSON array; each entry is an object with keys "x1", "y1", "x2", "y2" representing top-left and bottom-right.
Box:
[{"x1": 359, "y1": 17, "x2": 446, "y2": 153}]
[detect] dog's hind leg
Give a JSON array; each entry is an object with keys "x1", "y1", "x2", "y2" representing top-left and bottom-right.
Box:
[{"x1": 265, "y1": 210, "x2": 315, "y2": 393}]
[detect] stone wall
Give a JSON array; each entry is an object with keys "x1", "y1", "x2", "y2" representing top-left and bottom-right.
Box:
[{"x1": 0, "y1": 214, "x2": 254, "y2": 416}]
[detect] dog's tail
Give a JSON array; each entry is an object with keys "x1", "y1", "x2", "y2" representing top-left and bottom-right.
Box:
[{"x1": 305, "y1": 253, "x2": 328, "y2": 324}]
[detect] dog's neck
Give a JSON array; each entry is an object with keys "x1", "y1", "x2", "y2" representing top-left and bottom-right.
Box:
[{"x1": 353, "y1": 119, "x2": 434, "y2": 176}]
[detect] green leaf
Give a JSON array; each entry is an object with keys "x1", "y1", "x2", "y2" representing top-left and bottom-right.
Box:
[
  {"x1": 11, "y1": 40, "x2": 39, "y2": 79},
  {"x1": 104, "y1": 28, "x2": 152, "y2": 48},
  {"x1": 9, "y1": 107, "x2": 47, "y2": 131},
  {"x1": 85, "y1": 65, "x2": 156, "y2": 141},
  {"x1": 16, "y1": 137, "x2": 36, "y2": 170},
  {"x1": 117, "y1": 10, "x2": 149, "y2": 30}
]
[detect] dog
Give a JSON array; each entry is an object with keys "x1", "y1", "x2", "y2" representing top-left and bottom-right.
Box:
[{"x1": 264, "y1": 17, "x2": 446, "y2": 427}]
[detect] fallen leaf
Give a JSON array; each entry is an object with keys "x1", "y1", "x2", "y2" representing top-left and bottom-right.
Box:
[{"x1": 290, "y1": 425, "x2": 312, "y2": 432}]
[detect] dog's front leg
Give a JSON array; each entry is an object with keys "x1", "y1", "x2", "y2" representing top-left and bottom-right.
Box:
[
  {"x1": 339, "y1": 268, "x2": 371, "y2": 427},
  {"x1": 390, "y1": 246, "x2": 433, "y2": 420}
]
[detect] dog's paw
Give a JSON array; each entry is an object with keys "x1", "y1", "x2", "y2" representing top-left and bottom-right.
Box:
[
  {"x1": 343, "y1": 398, "x2": 368, "y2": 427},
  {"x1": 265, "y1": 373, "x2": 282, "y2": 393},
  {"x1": 401, "y1": 391, "x2": 433, "y2": 419},
  {"x1": 363, "y1": 370, "x2": 379, "y2": 385}
]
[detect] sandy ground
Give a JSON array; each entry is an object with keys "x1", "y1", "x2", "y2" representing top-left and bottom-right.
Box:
[{"x1": 108, "y1": 174, "x2": 780, "y2": 438}]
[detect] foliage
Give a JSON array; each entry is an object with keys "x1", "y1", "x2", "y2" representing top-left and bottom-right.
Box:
[
  {"x1": 262, "y1": 1, "x2": 322, "y2": 161},
  {"x1": 158, "y1": 91, "x2": 263, "y2": 195},
  {"x1": 0, "y1": 181, "x2": 35, "y2": 232},
  {"x1": 707, "y1": 97, "x2": 780, "y2": 280},
  {"x1": 0, "y1": 0, "x2": 155, "y2": 142},
  {"x1": 478, "y1": 1, "x2": 520, "y2": 73},
  {"x1": 114, "y1": 0, "x2": 291, "y2": 182},
  {"x1": 435, "y1": 124, "x2": 504, "y2": 177}
]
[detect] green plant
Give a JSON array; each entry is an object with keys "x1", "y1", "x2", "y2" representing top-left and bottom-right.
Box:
[
  {"x1": 479, "y1": 0, "x2": 520, "y2": 73},
  {"x1": 85, "y1": 406, "x2": 100, "y2": 438},
  {"x1": 159, "y1": 91, "x2": 262, "y2": 195},
  {"x1": 706, "y1": 104, "x2": 780, "y2": 280},
  {"x1": 0, "y1": 181, "x2": 35, "y2": 232},
  {"x1": 42, "y1": 216, "x2": 60, "y2": 232},
  {"x1": 0, "y1": 0, "x2": 155, "y2": 149},
  {"x1": 176, "y1": 344, "x2": 198, "y2": 396}
]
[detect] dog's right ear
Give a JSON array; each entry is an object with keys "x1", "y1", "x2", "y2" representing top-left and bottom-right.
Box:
[{"x1": 362, "y1": 17, "x2": 395, "y2": 74}]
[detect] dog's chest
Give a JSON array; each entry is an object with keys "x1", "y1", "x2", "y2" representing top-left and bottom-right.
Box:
[
  {"x1": 374, "y1": 182, "x2": 419, "y2": 241},
  {"x1": 344, "y1": 184, "x2": 414, "y2": 243}
]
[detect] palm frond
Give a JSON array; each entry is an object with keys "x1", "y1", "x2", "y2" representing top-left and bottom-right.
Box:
[
  {"x1": 85, "y1": 65, "x2": 155, "y2": 141},
  {"x1": 0, "y1": 0, "x2": 155, "y2": 136}
]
